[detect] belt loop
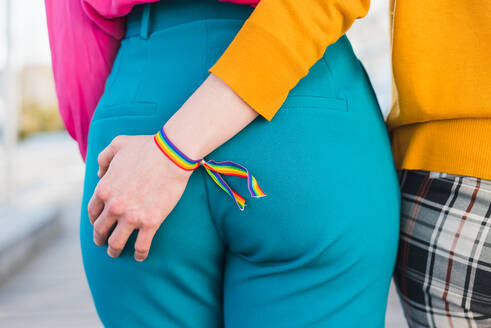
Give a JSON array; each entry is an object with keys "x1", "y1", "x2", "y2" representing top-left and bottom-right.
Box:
[{"x1": 140, "y1": 4, "x2": 151, "y2": 39}]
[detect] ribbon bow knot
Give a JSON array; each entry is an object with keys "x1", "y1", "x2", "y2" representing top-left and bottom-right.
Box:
[
  {"x1": 199, "y1": 159, "x2": 267, "y2": 211},
  {"x1": 154, "y1": 127, "x2": 267, "y2": 211}
]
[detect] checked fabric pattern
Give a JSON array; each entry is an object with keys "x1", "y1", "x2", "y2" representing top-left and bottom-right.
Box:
[{"x1": 394, "y1": 170, "x2": 491, "y2": 328}]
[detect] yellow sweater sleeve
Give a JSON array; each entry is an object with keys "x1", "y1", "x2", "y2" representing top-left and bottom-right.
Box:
[{"x1": 208, "y1": 0, "x2": 370, "y2": 121}]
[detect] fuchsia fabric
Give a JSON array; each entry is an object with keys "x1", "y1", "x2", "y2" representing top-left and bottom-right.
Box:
[{"x1": 45, "y1": 0, "x2": 259, "y2": 161}]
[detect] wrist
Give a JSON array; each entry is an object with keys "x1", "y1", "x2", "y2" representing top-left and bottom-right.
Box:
[
  {"x1": 153, "y1": 125, "x2": 203, "y2": 174},
  {"x1": 162, "y1": 119, "x2": 208, "y2": 160},
  {"x1": 152, "y1": 115, "x2": 267, "y2": 211},
  {"x1": 148, "y1": 135, "x2": 192, "y2": 182}
]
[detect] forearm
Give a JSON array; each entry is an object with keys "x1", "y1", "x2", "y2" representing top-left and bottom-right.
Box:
[
  {"x1": 209, "y1": 0, "x2": 370, "y2": 121},
  {"x1": 163, "y1": 73, "x2": 259, "y2": 161}
]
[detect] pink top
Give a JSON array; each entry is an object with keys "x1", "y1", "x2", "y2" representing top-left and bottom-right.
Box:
[{"x1": 44, "y1": 0, "x2": 259, "y2": 161}]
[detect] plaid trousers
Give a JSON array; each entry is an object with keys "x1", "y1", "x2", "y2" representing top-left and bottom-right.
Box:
[{"x1": 394, "y1": 170, "x2": 491, "y2": 327}]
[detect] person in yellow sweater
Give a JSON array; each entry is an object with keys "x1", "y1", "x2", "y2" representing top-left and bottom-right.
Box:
[{"x1": 388, "y1": 0, "x2": 491, "y2": 327}]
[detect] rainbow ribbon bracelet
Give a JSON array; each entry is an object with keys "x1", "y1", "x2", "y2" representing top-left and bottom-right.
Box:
[{"x1": 154, "y1": 126, "x2": 267, "y2": 211}]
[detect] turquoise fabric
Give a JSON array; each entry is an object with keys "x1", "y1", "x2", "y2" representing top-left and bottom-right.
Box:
[{"x1": 80, "y1": 0, "x2": 400, "y2": 326}]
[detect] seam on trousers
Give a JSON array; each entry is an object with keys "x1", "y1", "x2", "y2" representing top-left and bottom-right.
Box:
[
  {"x1": 133, "y1": 37, "x2": 150, "y2": 103},
  {"x1": 201, "y1": 169, "x2": 227, "y2": 248}
]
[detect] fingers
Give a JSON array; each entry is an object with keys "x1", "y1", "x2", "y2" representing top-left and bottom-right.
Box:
[
  {"x1": 87, "y1": 183, "x2": 110, "y2": 224},
  {"x1": 95, "y1": 210, "x2": 158, "y2": 262},
  {"x1": 107, "y1": 221, "x2": 134, "y2": 258},
  {"x1": 92, "y1": 199, "x2": 158, "y2": 262},
  {"x1": 93, "y1": 198, "x2": 123, "y2": 246},
  {"x1": 97, "y1": 135, "x2": 125, "y2": 178},
  {"x1": 134, "y1": 227, "x2": 157, "y2": 262}
]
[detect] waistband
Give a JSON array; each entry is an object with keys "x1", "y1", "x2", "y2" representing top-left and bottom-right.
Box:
[{"x1": 125, "y1": 0, "x2": 255, "y2": 39}]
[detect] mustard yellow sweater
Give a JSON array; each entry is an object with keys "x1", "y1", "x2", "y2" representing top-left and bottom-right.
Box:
[{"x1": 209, "y1": 0, "x2": 491, "y2": 180}]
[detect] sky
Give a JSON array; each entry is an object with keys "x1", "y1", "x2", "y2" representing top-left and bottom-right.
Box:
[{"x1": 0, "y1": 0, "x2": 51, "y2": 69}]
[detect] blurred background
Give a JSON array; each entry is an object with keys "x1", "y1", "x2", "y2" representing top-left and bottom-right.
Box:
[{"x1": 0, "y1": 0, "x2": 406, "y2": 327}]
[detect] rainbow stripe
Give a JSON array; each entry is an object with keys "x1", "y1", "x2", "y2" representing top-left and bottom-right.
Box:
[
  {"x1": 154, "y1": 127, "x2": 267, "y2": 211},
  {"x1": 202, "y1": 160, "x2": 267, "y2": 196},
  {"x1": 202, "y1": 165, "x2": 247, "y2": 210},
  {"x1": 154, "y1": 127, "x2": 201, "y2": 171}
]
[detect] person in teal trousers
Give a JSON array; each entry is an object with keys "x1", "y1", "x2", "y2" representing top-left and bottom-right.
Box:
[{"x1": 78, "y1": 0, "x2": 400, "y2": 326}]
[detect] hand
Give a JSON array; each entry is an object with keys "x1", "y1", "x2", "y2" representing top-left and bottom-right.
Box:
[
  {"x1": 87, "y1": 73, "x2": 258, "y2": 262},
  {"x1": 87, "y1": 134, "x2": 192, "y2": 262}
]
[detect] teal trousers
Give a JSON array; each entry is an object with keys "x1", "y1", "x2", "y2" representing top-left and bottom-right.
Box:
[{"x1": 80, "y1": 0, "x2": 400, "y2": 326}]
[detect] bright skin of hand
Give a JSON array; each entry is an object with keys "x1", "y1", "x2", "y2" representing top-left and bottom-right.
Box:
[{"x1": 87, "y1": 73, "x2": 259, "y2": 261}]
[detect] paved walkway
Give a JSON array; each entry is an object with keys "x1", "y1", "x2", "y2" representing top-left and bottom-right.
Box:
[
  {"x1": 0, "y1": 189, "x2": 102, "y2": 328},
  {"x1": 387, "y1": 283, "x2": 408, "y2": 327}
]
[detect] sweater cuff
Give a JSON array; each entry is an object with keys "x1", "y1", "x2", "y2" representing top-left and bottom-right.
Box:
[{"x1": 208, "y1": 21, "x2": 307, "y2": 121}]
